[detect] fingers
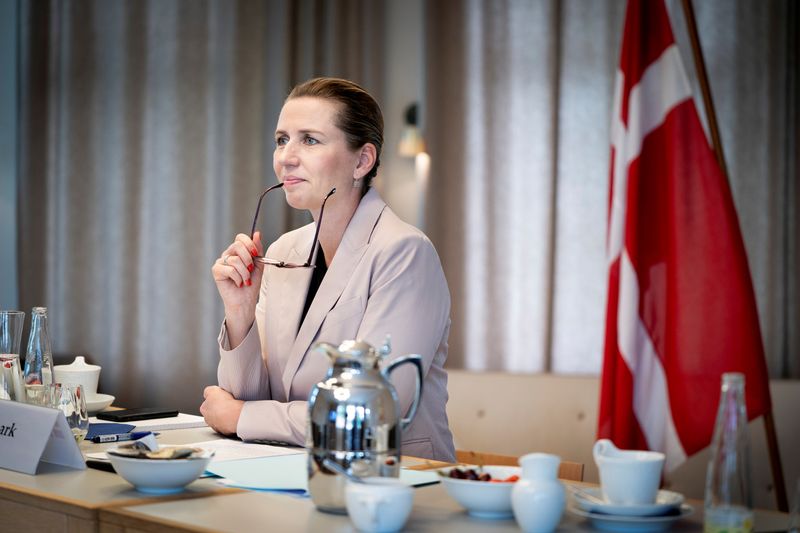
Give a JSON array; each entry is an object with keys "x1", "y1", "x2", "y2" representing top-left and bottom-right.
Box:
[
  {"x1": 199, "y1": 387, "x2": 241, "y2": 435},
  {"x1": 225, "y1": 253, "x2": 252, "y2": 287},
  {"x1": 213, "y1": 233, "x2": 262, "y2": 287},
  {"x1": 203, "y1": 385, "x2": 233, "y2": 401},
  {"x1": 234, "y1": 233, "x2": 260, "y2": 258},
  {"x1": 230, "y1": 234, "x2": 260, "y2": 286},
  {"x1": 252, "y1": 231, "x2": 263, "y2": 257},
  {"x1": 212, "y1": 255, "x2": 245, "y2": 287}
]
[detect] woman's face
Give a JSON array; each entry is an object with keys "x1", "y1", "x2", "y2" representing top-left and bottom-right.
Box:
[{"x1": 273, "y1": 96, "x2": 364, "y2": 212}]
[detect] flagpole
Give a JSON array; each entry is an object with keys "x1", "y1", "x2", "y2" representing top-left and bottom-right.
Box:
[
  {"x1": 679, "y1": 0, "x2": 728, "y2": 179},
  {"x1": 679, "y1": 0, "x2": 789, "y2": 513},
  {"x1": 763, "y1": 411, "x2": 789, "y2": 511}
]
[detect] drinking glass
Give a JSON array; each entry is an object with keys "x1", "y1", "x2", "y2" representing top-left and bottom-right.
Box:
[
  {"x1": 49, "y1": 383, "x2": 89, "y2": 443},
  {"x1": 0, "y1": 310, "x2": 25, "y2": 354},
  {"x1": 0, "y1": 355, "x2": 24, "y2": 401},
  {"x1": 26, "y1": 382, "x2": 50, "y2": 406},
  {"x1": 0, "y1": 311, "x2": 26, "y2": 402}
]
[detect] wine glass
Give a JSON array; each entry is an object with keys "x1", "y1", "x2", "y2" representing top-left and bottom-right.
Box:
[{"x1": 50, "y1": 383, "x2": 89, "y2": 443}]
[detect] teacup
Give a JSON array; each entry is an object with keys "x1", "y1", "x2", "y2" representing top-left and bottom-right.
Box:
[
  {"x1": 53, "y1": 356, "x2": 101, "y2": 400},
  {"x1": 593, "y1": 439, "x2": 665, "y2": 505},
  {"x1": 345, "y1": 477, "x2": 413, "y2": 533}
]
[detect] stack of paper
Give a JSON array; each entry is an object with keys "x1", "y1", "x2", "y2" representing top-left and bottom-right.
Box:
[
  {"x1": 207, "y1": 453, "x2": 309, "y2": 491},
  {"x1": 132, "y1": 413, "x2": 208, "y2": 432},
  {"x1": 87, "y1": 412, "x2": 208, "y2": 432},
  {"x1": 203, "y1": 447, "x2": 440, "y2": 492}
]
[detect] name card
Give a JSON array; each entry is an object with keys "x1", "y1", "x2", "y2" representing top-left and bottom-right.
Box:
[{"x1": 0, "y1": 401, "x2": 86, "y2": 474}]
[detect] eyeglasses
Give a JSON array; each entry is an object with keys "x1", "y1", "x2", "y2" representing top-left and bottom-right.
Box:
[{"x1": 249, "y1": 183, "x2": 336, "y2": 268}]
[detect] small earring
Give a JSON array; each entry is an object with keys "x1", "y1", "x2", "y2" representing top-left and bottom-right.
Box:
[{"x1": 352, "y1": 177, "x2": 362, "y2": 188}]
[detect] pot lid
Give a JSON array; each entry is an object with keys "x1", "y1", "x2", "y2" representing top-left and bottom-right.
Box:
[{"x1": 56, "y1": 355, "x2": 101, "y2": 372}]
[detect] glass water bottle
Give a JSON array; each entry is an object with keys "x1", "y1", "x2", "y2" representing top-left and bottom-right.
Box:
[
  {"x1": 23, "y1": 307, "x2": 54, "y2": 404},
  {"x1": 704, "y1": 373, "x2": 753, "y2": 533}
]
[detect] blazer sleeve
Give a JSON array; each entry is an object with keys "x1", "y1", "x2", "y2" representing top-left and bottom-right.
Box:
[
  {"x1": 218, "y1": 238, "x2": 309, "y2": 444},
  {"x1": 216, "y1": 255, "x2": 273, "y2": 402},
  {"x1": 236, "y1": 398, "x2": 308, "y2": 444},
  {"x1": 356, "y1": 233, "x2": 450, "y2": 419}
]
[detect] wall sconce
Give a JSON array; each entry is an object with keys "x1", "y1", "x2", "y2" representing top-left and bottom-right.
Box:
[{"x1": 398, "y1": 103, "x2": 426, "y2": 157}]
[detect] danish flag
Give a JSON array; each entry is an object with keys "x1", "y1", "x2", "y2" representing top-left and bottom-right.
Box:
[{"x1": 597, "y1": 0, "x2": 771, "y2": 471}]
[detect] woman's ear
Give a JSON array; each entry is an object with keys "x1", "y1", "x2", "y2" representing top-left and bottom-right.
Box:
[{"x1": 353, "y1": 143, "x2": 377, "y2": 179}]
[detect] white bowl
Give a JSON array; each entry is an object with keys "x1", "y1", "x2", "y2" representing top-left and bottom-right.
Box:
[
  {"x1": 440, "y1": 465, "x2": 520, "y2": 519},
  {"x1": 86, "y1": 393, "x2": 115, "y2": 414},
  {"x1": 107, "y1": 447, "x2": 214, "y2": 494}
]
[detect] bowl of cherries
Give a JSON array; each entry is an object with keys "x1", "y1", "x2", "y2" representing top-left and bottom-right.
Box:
[{"x1": 439, "y1": 465, "x2": 521, "y2": 519}]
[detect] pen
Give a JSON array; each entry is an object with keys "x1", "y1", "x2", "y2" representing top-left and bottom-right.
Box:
[{"x1": 91, "y1": 431, "x2": 159, "y2": 444}]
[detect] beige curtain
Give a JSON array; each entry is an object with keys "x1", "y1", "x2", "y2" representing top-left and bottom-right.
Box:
[
  {"x1": 17, "y1": 0, "x2": 798, "y2": 418},
  {"x1": 424, "y1": 0, "x2": 799, "y2": 377},
  {"x1": 18, "y1": 0, "x2": 386, "y2": 412}
]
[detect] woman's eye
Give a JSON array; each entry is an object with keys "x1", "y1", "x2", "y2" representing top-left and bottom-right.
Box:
[
  {"x1": 303, "y1": 135, "x2": 319, "y2": 146},
  {"x1": 275, "y1": 136, "x2": 288, "y2": 147}
]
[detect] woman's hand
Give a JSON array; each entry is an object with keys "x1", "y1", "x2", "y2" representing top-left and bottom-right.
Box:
[
  {"x1": 212, "y1": 231, "x2": 264, "y2": 346},
  {"x1": 200, "y1": 386, "x2": 244, "y2": 436}
]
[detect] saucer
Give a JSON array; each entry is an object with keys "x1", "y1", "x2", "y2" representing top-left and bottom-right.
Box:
[
  {"x1": 86, "y1": 393, "x2": 115, "y2": 414},
  {"x1": 574, "y1": 487, "x2": 685, "y2": 517},
  {"x1": 569, "y1": 504, "x2": 693, "y2": 532}
]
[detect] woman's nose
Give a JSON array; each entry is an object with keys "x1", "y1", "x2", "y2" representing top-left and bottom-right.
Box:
[{"x1": 277, "y1": 143, "x2": 299, "y2": 167}]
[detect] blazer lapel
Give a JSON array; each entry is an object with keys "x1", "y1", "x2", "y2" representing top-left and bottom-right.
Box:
[
  {"x1": 271, "y1": 245, "x2": 312, "y2": 379},
  {"x1": 281, "y1": 189, "x2": 386, "y2": 399}
]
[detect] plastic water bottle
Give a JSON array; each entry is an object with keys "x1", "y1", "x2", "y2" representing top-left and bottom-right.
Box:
[
  {"x1": 704, "y1": 373, "x2": 754, "y2": 533},
  {"x1": 23, "y1": 307, "x2": 54, "y2": 404}
]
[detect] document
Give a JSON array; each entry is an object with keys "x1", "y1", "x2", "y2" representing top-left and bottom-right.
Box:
[
  {"x1": 88, "y1": 412, "x2": 207, "y2": 432},
  {"x1": 86, "y1": 436, "x2": 304, "y2": 473},
  {"x1": 208, "y1": 453, "x2": 310, "y2": 491},
  {"x1": 205, "y1": 452, "x2": 440, "y2": 492},
  {"x1": 188, "y1": 439, "x2": 304, "y2": 464}
]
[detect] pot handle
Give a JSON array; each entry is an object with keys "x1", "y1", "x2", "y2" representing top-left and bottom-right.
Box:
[{"x1": 383, "y1": 355, "x2": 424, "y2": 431}]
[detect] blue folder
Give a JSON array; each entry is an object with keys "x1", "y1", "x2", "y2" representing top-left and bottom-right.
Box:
[{"x1": 85, "y1": 422, "x2": 135, "y2": 440}]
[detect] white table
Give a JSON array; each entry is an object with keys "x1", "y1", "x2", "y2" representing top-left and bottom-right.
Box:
[{"x1": 0, "y1": 425, "x2": 789, "y2": 532}]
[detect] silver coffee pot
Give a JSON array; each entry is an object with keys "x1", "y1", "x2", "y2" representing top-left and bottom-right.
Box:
[{"x1": 307, "y1": 337, "x2": 423, "y2": 513}]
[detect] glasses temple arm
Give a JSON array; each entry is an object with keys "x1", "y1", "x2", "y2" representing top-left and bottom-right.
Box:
[
  {"x1": 306, "y1": 187, "x2": 336, "y2": 266},
  {"x1": 250, "y1": 182, "x2": 285, "y2": 238}
]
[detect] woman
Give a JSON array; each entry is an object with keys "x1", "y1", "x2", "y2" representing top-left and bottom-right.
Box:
[{"x1": 202, "y1": 78, "x2": 455, "y2": 462}]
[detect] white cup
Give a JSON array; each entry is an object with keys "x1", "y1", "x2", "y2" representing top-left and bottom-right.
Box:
[
  {"x1": 593, "y1": 439, "x2": 665, "y2": 505},
  {"x1": 345, "y1": 477, "x2": 413, "y2": 533},
  {"x1": 53, "y1": 356, "x2": 101, "y2": 400}
]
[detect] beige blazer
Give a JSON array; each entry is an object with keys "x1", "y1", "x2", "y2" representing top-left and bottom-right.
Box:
[{"x1": 217, "y1": 188, "x2": 456, "y2": 462}]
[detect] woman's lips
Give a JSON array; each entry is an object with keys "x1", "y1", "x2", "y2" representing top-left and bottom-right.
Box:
[{"x1": 283, "y1": 177, "x2": 305, "y2": 186}]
